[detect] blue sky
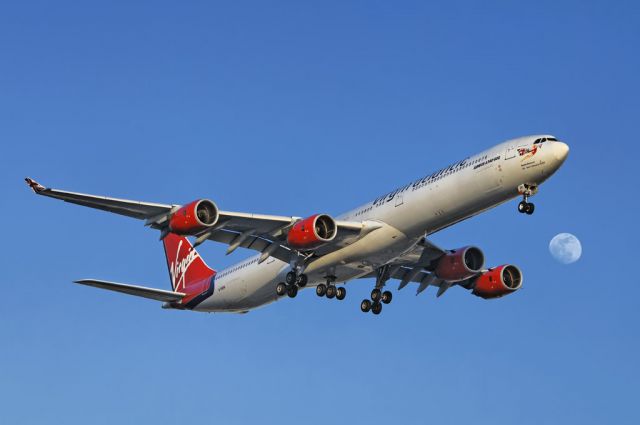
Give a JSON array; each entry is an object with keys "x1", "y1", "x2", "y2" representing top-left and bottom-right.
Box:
[{"x1": 1, "y1": 1, "x2": 639, "y2": 424}]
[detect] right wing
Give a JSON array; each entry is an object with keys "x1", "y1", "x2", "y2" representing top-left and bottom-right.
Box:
[{"x1": 75, "y1": 279, "x2": 185, "y2": 302}]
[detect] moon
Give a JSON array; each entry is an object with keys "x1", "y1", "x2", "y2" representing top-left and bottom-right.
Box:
[{"x1": 549, "y1": 233, "x2": 582, "y2": 264}]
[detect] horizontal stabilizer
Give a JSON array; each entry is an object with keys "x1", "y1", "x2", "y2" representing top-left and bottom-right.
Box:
[{"x1": 74, "y1": 279, "x2": 185, "y2": 302}]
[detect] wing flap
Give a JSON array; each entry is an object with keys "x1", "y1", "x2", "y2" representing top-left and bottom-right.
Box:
[
  {"x1": 75, "y1": 279, "x2": 185, "y2": 302},
  {"x1": 206, "y1": 230, "x2": 293, "y2": 263},
  {"x1": 217, "y1": 211, "x2": 297, "y2": 235}
]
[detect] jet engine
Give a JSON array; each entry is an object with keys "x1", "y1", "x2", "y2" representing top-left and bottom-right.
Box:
[
  {"x1": 287, "y1": 214, "x2": 337, "y2": 250},
  {"x1": 169, "y1": 199, "x2": 219, "y2": 235},
  {"x1": 434, "y1": 246, "x2": 485, "y2": 281},
  {"x1": 471, "y1": 265, "x2": 523, "y2": 299}
]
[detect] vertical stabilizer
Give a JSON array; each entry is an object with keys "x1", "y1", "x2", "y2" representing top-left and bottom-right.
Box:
[{"x1": 162, "y1": 233, "x2": 216, "y2": 308}]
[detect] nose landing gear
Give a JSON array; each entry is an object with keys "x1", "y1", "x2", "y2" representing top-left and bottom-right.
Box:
[
  {"x1": 517, "y1": 183, "x2": 537, "y2": 215},
  {"x1": 518, "y1": 200, "x2": 535, "y2": 215}
]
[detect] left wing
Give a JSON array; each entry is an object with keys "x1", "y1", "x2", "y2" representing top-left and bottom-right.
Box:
[
  {"x1": 25, "y1": 178, "x2": 370, "y2": 263},
  {"x1": 25, "y1": 178, "x2": 173, "y2": 220},
  {"x1": 361, "y1": 238, "x2": 481, "y2": 297}
]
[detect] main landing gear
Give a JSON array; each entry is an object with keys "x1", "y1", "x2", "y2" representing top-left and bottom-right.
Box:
[
  {"x1": 517, "y1": 183, "x2": 537, "y2": 215},
  {"x1": 276, "y1": 270, "x2": 309, "y2": 298},
  {"x1": 276, "y1": 282, "x2": 299, "y2": 298},
  {"x1": 361, "y1": 265, "x2": 394, "y2": 315},
  {"x1": 360, "y1": 288, "x2": 393, "y2": 315},
  {"x1": 285, "y1": 271, "x2": 307, "y2": 287},
  {"x1": 316, "y1": 277, "x2": 346, "y2": 301}
]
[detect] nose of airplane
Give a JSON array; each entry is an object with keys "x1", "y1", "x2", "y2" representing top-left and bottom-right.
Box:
[{"x1": 553, "y1": 141, "x2": 570, "y2": 162}]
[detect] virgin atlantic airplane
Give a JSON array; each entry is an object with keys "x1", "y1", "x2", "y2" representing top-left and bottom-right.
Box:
[{"x1": 26, "y1": 134, "x2": 569, "y2": 315}]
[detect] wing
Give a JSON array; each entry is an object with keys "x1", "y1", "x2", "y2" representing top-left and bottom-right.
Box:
[
  {"x1": 25, "y1": 178, "x2": 370, "y2": 263},
  {"x1": 388, "y1": 266, "x2": 450, "y2": 296},
  {"x1": 387, "y1": 238, "x2": 447, "y2": 268},
  {"x1": 25, "y1": 178, "x2": 173, "y2": 220},
  {"x1": 391, "y1": 239, "x2": 486, "y2": 296},
  {"x1": 360, "y1": 238, "x2": 472, "y2": 297}
]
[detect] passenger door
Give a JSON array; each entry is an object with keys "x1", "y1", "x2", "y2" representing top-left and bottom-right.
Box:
[
  {"x1": 504, "y1": 146, "x2": 516, "y2": 160},
  {"x1": 395, "y1": 191, "x2": 404, "y2": 207}
]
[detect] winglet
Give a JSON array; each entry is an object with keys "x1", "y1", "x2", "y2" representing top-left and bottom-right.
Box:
[{"x1": 25, "y1": 177, "x2": 46, "y2": 193}]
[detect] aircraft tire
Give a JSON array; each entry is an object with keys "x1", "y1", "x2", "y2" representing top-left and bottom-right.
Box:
[
  {"x1": 336, "y1": 287, "x2": 346, "y2": 300},
  {"x1": 326, "y1": 285, "x2": 337, "y2": 299},
  {"x1": 316, "y1": 284, "x2": 327, "y2": 297},
  {"x1": 296, "y1": 274, "x2": 308, "y2": 287},
  {"x1": 371, "y1": 302, "x2": 382, "y2": 315},
  {"x1": 371, "y1": 288, "x2": 381, "y2": 302},
  {"x1": 285, "y1": 271, "x2": 297, "y2": 285},
  {"x1": 525, "y1": 203, "x2": 535, "y2": 215},
  {"x1": 360, "y1": 299, "x2": 372, "y2": 313},
  {"x1": 287, "y1": 284, "x2": 298, "y2": 298},
  {"x1": 518, "y1": 201, "x2": 527, "y2": 213},
  {"x1": 276, "y1": 282, "x2": 287, "y2": 297},
  {"x1": 381, "y1": 290, "x2": 392, "y2": 304}
]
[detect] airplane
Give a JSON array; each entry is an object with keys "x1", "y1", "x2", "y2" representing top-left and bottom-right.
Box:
[{"x1": 25, "y1": 134, "x2": 569, "y2": 315}]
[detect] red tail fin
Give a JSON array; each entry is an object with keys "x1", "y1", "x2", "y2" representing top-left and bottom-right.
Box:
[{"x1": 162, "y1": 233, "x2": 216, "y2": 308}]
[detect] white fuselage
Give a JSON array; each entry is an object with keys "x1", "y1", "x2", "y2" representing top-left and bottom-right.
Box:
[{"x1": 199, "y1": 135, "x2": 569, "y2": 313}]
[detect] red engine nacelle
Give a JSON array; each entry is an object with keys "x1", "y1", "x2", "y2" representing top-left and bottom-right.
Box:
[
  {"x1": 169, "y1": 199, "x2": 219, "y2": 235},
  {"x1": 287, "y1": 214, "x2": 337, "y2": 251},
  {"x1": 434, "y1": 246, "x2": 485, "y2": 281},
  {"x1": 471, "y1": 264, "x2": 523, "y2": 299}
]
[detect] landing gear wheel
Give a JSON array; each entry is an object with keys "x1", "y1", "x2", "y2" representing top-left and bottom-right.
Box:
[
  {"x1": 287, "y1": 284, "x2": 298, "y2": 298},
  {"x1": 360, "y1": 299, "x2": 372, "y2": 313},
  {"x1": 316, "y1": 284, "x2": 327, "y2": 297},
  {"x1": 525, "y1": 203, "x2": 535, "y2": 215},
  {"x1": 381, "y1": 290, "x2": 393, "y2": 304},
  {"x1": 276, "y1": 282, "x2": 287, "y2": 297},
  {"x1": 371, "y1": 288, "x2": 381, "y2": 302},
  {"x1": 285, "y1": 271, "x2": 297, "y2": 285},
  {"x1": 518, "y1": 201, "x2": 527, "y2": 213},
  {"x1": 371, "y1": 302, "x2": 382, "y2": 315},
  {"x1": 336, "y1": 287, "x2": 346, "y2": 300},
  {"x1": 326, "y1": 285, "x2": 337, "y2": 299},
  {"x1": 296, "y1": 274, "x2": 308, "y2": 287}
]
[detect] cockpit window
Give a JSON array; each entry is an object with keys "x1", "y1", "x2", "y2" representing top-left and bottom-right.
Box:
[{"x1": 534, "y1": 137, "x2": 558, "y2": 144}]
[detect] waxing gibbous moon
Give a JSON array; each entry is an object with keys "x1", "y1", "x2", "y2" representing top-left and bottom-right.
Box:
[{"x1": 549, "y1": 233, "x2": 582, "y2": 264}]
